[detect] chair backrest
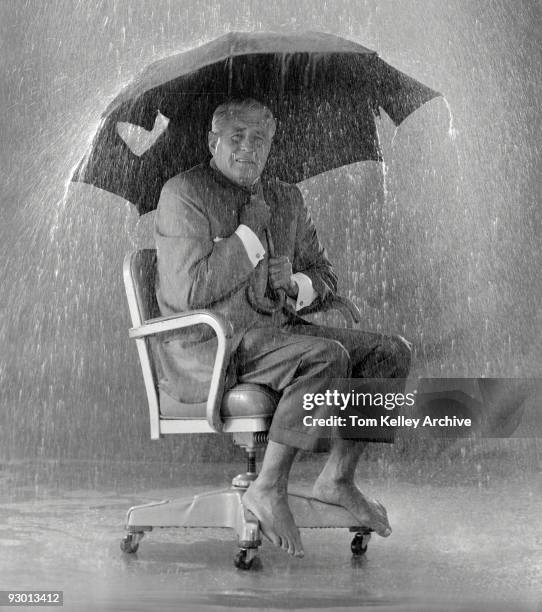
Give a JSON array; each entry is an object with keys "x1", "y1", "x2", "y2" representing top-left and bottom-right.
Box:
[{"x1": 123, "y1": 248, "x2": 159, "y2": 327}]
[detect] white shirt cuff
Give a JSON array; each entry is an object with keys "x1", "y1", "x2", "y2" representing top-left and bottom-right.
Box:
[
  {"x1": 289, "y1": 272, "x2": 318, "y2": 311},
  {"x1": 235, "y1": 224, "x2": 266, "y2": 268}
]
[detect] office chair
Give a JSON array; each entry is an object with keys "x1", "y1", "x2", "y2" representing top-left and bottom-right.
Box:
[{"x1": 121, "y1": 248, "x2": 372, "y2": 569}]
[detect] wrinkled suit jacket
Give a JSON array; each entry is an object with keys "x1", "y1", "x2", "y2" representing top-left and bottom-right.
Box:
[{"x1": 154, "y1": 161, "x2": 337, "y2": 403}]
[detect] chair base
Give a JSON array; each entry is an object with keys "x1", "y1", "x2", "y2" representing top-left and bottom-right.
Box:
[{"x1": 122, "y1": 485, "x2": 372, "y2": 566}]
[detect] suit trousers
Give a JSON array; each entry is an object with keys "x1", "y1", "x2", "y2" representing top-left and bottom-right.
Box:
[{"x1": 234, "y1": 321, "x2": 412, "y2": 450}]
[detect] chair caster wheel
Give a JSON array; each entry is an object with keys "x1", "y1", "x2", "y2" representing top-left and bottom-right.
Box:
[
  {"x1": 120, "y1": 532, "x2": 143, "y2": 554},
  {"x1": 234, "y1": 547, "x2": 258, "y2": 570},
  {"x1": 350, "y1": 530, "x2": 371, "y2": 556}
]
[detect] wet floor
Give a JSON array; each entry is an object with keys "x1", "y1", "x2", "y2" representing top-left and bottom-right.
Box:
[{"x1": 1, "y1": 447, "x2": 541, "y2": 612}]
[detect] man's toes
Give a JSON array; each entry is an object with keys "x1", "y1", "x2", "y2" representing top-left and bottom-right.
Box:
[
  {"x1": 292, "y1": 535, "x2": 304, "y2": 558},
  {"x1": 286, "y1": 538, "x2": 294, "y2": 556},
  {"x1": 289, "y1": 541, "x2": 300, "y2": 557},
  {"x1": 281, "y1": 535, "x2": 290, "y2": 553},
  {"x1": 373, "y1": 500, "x2": 391, "y2": 529},
  {"x1": 378, "y1": 514, "x2": 391, "y2": 531},
  {"x1": 268, "y1": 532, "x2": 281, "y2": 548},
  {"x1": 281, "y1": 532, "x2": 303, "y2": 557},
  {"x1": 284, "y1": 537, "x2": 295, "y2": 556},
  {"x1": 375, "y1": 523, "x2": 392, "y2": 537},
  {"x1": 290, "y1": 540, "x2": 301, "y2": 557}
]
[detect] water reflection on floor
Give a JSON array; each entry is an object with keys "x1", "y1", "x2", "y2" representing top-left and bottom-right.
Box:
[{"x1": 1, "y1": 446, "x2": 541, "y2": 612}]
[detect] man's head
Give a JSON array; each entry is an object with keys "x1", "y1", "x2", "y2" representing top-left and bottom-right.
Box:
[{"x1": 208, "y1": 98, "x2": 276, "y2": 188}]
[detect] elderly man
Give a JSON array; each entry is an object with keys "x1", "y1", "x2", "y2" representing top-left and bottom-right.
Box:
[{"x1": 154, "y1": 98, "x2": 411, "y2": 558}]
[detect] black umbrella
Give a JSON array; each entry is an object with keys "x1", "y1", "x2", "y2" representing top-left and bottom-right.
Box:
[{"x1": 72, "y1": 31, "x2": 440, "y2": 215}]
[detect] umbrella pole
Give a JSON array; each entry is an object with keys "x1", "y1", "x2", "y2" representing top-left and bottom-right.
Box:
[{"x1": 265, "y1": 229, "x2": 287, "y2": 326}]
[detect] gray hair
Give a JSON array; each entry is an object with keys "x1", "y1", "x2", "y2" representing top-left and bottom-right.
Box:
[{"x1": 211, "y1": 98, "x2": 276, "y2": 137}]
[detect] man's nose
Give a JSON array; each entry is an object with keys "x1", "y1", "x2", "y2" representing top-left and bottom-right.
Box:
[{"x1": 239, "y1": 134, "x2": 257, "y2": 151}]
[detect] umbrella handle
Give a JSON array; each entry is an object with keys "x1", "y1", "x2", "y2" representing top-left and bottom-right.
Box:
[
  {"x1": 265, "y1": 228, "x2": 287, "y2": 312},
  {"x1": 245, "y1": 227, "x2": 286, "y2": 317},
  {"x1": 246, "y1": 285, "x2": 281, "y2": 315}
]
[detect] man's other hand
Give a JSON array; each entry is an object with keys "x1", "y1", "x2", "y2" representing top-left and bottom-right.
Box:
[
  {"x1": 269, "y1": 256, "x2": 299, "y2": 299},
  {"x1": 240, "y1": 192, "x2": 271, "y2": 236}
]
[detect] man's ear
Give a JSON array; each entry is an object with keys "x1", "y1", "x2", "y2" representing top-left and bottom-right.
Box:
[{"x1": 208, "y1": 131, "x2": 218, "y2": 156}]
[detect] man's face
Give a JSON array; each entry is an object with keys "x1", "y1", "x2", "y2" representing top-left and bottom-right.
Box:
[{"x1": 208, "y1": 110, "x2": 274, "y2": 187}]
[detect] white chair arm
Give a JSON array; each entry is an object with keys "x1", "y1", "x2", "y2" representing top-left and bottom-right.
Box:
[
  {"x1": 129, "y1": 310, "x2": 233, "y2": 433},
  {"x1": 129, "y1": 310, "x2": 233, "y2": 340}
]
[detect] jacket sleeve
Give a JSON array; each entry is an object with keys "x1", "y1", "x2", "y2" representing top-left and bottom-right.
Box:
[
  {"x1": 291, "y1": 187, "x2": 338, "y2": 305},
  {"x1": 154, "y1": 178, "x2": 255, "y2": 310}
]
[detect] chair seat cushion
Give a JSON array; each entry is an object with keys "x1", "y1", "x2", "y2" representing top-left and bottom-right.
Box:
[{"x1": 159, "y1": 383, "x2": 279, "y2": 420}]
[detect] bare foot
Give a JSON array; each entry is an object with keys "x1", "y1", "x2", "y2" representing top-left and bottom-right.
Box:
[
  {"x1": 311, "y1": 478, "x2": 392, "y2": 537},
  {"x1": 242, "y1": 482, "x2": 304, "y2": 558}
]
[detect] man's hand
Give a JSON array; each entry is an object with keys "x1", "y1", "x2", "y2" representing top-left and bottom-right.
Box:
[
  {"x1": 268, "y1": 256, "x2": 298, "y2": 299},
  {"x1": 240, "y1": 191, "x2": 271, "y2": 237}
]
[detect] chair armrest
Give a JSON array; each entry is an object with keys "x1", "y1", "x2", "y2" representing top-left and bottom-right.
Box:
[
  {"x1": 129, "y1": 310, "x2": 233, "y2": 433},
  {"x1": 128, "y1": 310, "x2": 234, "y2": 340}
]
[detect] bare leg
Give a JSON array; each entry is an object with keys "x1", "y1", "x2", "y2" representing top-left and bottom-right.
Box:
[
  {"x1": 311, "y1": 439, "x2": 392, "y2": 537},
  {"x1": 242, "y1": 440, "x2": 304, "y2": 558}
]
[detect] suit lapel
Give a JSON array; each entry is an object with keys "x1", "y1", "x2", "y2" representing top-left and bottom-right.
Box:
[{"x1": 205, "y1": 164, "x2": 249, "y2": 237}]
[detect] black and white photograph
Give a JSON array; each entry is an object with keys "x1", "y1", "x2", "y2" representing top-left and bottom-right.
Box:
[{"x1": 1, "y1": 1, "x2": 541, "y2": 611}]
